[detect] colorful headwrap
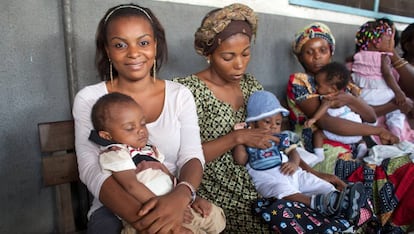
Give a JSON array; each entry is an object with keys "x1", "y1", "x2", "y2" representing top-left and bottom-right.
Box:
[
  {"x1": 194, "y1": 3, "x2": 258, "y2": 56},
  {"x1": 292, "y1": 22, "x2": 335, "y2": 56},
  {"x1": 355, "y1": 20, "x2": 393, "y2": 51}
]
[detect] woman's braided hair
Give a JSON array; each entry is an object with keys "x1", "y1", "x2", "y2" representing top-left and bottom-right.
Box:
[{"x1": 194, "y1": 3, "x2": 258, "y2": 56}]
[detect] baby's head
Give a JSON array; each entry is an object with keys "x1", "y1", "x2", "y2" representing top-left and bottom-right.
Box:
[
  {"x1": 246, "y1": 91, "x2": 289, "y2": 133},
  {"x1": 91, "y1": 92, "x2": 148, "y2": 148},
  {"x1": 315, "y1": 62, "x2": 350, "y2": 96},
  {"x1": 355, "y1": 20, "x2": 394, "y2": 52}
]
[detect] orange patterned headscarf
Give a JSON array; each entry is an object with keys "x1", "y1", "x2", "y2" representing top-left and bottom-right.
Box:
[{"x1": 292, "y1": 22, "x2": 335, "y2": 56}]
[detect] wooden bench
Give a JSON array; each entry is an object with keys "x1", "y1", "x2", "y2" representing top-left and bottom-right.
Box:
[{"x1": 38, "y1": 120, "x2": 89, "y2": 233}]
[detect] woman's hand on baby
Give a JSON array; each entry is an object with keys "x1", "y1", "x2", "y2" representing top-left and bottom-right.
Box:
[
  {"x1": 134, "y1": 188, "x2": 190, "y2": 233},
  {"x1": 191, "y1": 196, "x2": 212, "y2": 218},
  {"x1": 323, "y1": 91, "x2": 353, "y2": 108},
  {"x1": 236, "y1": 128, "x2": 280, "y2": 149},
  {"x1": 378, "y1": 128, "x2": 400, "y2": 145}
]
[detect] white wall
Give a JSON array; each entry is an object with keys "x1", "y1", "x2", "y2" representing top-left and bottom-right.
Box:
[{"x1": 155, "y1": 0, "x2": 409, "y2": 30}]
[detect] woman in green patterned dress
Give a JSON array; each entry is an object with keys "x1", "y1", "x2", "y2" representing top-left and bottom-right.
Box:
[{"x1": 173, "y1": 3, "x2": 279, "y2": 232}]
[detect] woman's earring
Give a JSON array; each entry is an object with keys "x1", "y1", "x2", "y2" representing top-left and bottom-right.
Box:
[
  {"x1": 109, "y1": 60, "x2": 114, "y2": 87},
  {"x1": 153, "y1": 59, "x2": 156, "y2": 83}
]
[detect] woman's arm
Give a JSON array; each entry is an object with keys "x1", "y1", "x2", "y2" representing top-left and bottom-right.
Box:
[
  {"x1": 372, "y1": 97, "x2": 414, "y2": 116},
  {"x1": 112, "y1": 170, "x2": 155, "y2": 203},
  {"x1": 325, "y1": 92, "x2": 377, "y2": 123},
  {"x1": 298, "y1": 96, "x2": 398, "y2": 144},
  {"x1": 381, "y1": 55, "x2": 406, "y2": 105},
  {"x1": 100, "y1": 177, "x2": 143, "y2": 223},
  {"x1": 391, "y1": 50, "x2": 414, "y2": 98}
]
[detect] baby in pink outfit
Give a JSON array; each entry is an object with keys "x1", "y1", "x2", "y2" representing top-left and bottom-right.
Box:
[{"x1": 351, "y1": 20, "x2": 414, "y2": 142}]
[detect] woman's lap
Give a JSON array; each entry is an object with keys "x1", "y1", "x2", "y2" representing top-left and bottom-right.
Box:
[{"x1": 88, "y1": 206, "x2": 122, "y2": 234}]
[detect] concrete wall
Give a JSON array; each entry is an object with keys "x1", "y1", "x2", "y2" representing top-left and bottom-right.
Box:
[{"x1": 0, "y1": 0, "x2": 406, "y2": 232}]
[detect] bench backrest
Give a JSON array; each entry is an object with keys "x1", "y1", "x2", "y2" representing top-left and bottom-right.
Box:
[
  {"x1": 38, "y1": 120, "x2": 79, "y2": 186},
  {"x1": 38, "y1": 120, "x2": 88, "y2": 233}
]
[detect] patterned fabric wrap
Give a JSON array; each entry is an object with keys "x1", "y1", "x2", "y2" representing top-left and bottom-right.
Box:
[
  {"x1": 346, "y1": 155, "x2": 414, "y2": 232},
  {"x1": 292, "y1": 22, "x2": 336, "y2": 56},
  {"x1": 252, "y1": 198, "x2": 351, "y2": 233}
]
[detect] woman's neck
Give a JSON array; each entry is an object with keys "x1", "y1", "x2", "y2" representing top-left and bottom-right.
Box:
[
  {"x1": 202, "y1": 68, "x2": 241, "y2": 88},
  {"x1": 110, "y1": 76, "x2": 155, "y2": 94},
  {"x1": 108, "y1": 76, "x2": 164, "y2": 123},
  {"x1": 199, "y1": 68, "x2": 244, "y2": 111}
]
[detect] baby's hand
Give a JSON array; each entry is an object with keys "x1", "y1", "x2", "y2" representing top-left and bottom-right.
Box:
[
  {"x1": 191, "y1": 196, "x2": 212, "y2": 218},
  {"x1": 394, "y1": 91, "x2": 407, "y2": 106},
  {"x1": 304, "y1": 119, "x2": 316, "y2": 128},
  {"x1": 279, "y1": 161, "x2": 298, "y2": 176}
]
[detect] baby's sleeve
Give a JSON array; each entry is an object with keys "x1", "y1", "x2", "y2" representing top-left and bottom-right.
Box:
[{"x1": 99, "y1": 148, "x2": 136, "y2": 173}]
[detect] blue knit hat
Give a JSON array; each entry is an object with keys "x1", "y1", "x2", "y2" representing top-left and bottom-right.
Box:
[{"x1": 246, "y1": 90, "x2": 289, "y2": 122}]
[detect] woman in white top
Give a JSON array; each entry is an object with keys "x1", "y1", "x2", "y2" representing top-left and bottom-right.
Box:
[{"x1": 72, "y1": 3, "x2": 204, "y2": 233}]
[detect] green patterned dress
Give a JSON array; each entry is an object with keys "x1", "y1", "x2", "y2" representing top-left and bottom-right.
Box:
[{"x1": 173, "y1": 74, "x2": 268, "y2": 233}]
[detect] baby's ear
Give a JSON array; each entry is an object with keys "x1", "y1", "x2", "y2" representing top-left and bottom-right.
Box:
[{"x1": 98, "y1": 131, "x2": 112, "y2": 140}]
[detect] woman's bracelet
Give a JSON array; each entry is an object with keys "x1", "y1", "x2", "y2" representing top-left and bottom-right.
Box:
[
  {"x1": 394, "y1": 60, "x2": 409, "y2": 69},
  {"x1": 176, "y1": 181, "x2": 196, "y2": 205},
  {"x1": 391, "y1": 57, "x2": 404, "y2": 66},
  {"x1": 392, "y1": 58, "x2": 408, "y2": 69}
]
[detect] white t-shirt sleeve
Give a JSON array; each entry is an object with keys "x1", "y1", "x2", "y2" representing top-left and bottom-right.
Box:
[
  {"x1": 72, "y1": 82, "x2": 109, "y2": 199},
  {"x1": 174, "y1": 83, "x2": 205, "y2": 175},
  {"x1": 147, "y1": 81, "x2": 205, "y2": 176}
]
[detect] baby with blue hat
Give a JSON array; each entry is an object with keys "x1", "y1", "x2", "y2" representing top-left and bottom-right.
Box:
[
  {"x1": 245, "y1": 90, "x2": 290, "y2": 123},
  {"x1": 233, "y1": 90, "x2": 366, "y2": 224},
  {"x1": 233, "y1": 90, "x2": 295, "y2": 170}
]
